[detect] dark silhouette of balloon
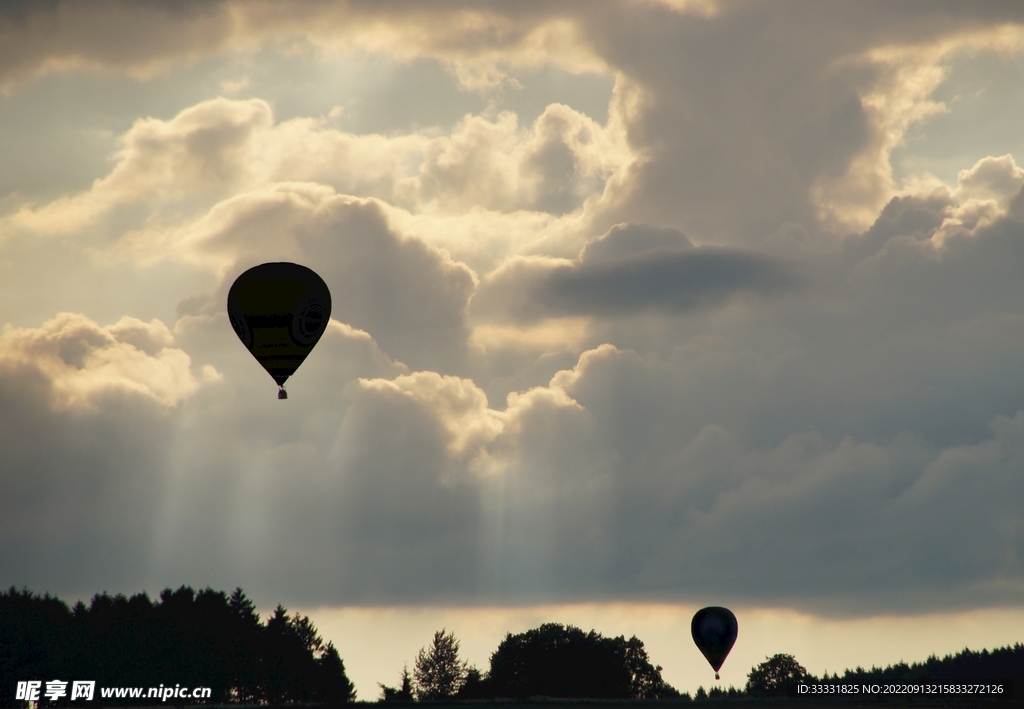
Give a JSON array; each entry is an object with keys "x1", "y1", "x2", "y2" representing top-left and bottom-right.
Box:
[
  {"x1": 227, "y1": 262, "x2": 332, "y2": 398},
  {"x1": 691, "y1": 606, "x2": 737, "y2": 680}
]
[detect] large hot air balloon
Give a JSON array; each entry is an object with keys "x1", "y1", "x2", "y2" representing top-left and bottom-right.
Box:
[
  {"x1": 227, "y1": 262, "x2": 332, "y2": 398},
  {"x1": 691, "y1": 607, "x2": 737, "y2": 680}
]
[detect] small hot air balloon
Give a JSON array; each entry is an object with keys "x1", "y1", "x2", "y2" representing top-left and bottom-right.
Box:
[
  {"x1": 691, "y1": 606, "x2": 737, "y2": 680},
  {"x1": 227, "y1": 262, "x2": 332, "y2": 398}
]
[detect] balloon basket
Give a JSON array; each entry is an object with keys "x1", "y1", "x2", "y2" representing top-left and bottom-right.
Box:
[{"x1": 278, "y1": 387, "x2": 288, "y2": 399}]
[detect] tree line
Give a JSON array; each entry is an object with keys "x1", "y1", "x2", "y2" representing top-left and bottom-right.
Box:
[
  {"x1": 387, "y1": 627, "x2": 1024, "y2": 702},
  {"x1": 381, "y1": 624, "x2": 679, "y2": 701},
  {"x1": 4, "y1": 585, "x2": 1023, "y2": 705},
  {"x1": 741, "y1": 648, "x2": 1024, "y2": 699},
  {"x1": 1, "y1": 586, "x2": 354, "y2": 705}
]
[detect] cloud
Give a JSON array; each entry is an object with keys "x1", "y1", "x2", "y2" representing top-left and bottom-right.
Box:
[
  {"x1": 6, "y1": 307, "x2": 1023, "y2": 612},
  {"x1": 555, "y1": 2, "x2": 1024, "y2": 244},
  {"x1": 167, "y1": 185, "x2": 479, "y2": 373},
  {"x1": 6, "y1": 94, "x2": 634, "y2": 280},
  {"x1": 6, "y1": 97, "x2": 273, "y2": 236},
  {"x1": 0, "y1": 1, "x2": 610, "y2": 95},
  {"x1": 955, "y1": 154, "x2": 1024, "y2": 206},
  {"x1": 144, "y1": 368, "x2": 521, "y2": 605},
  {"x1": 409, "y1": 104, "x2": 632, "y2": 215},
  {"x1": 579, "y1": 222, "x2": 693, "y2": 262},
  {"x1": 645, "y1": 415, "x2": 1024, "y2": 615},
  {"x1": 0, "y1": 312, "x2": 199, "y2": 597},
  {"x1": 5, "y1": 180, "x2": 1024, "y2": 611},
  {"x1": 1, "y1": 90, "x2": 634, "y2": 370},
  {"x1": 354, "y1": 372, "x2": 504, "y2": 471},
  {"x1": 544, "y1": 247, "x2": 795, "y2": 316},
  {"x1": 472, "y1": 222, "x2": 798, "y2": 323},
  {"x1": 0, "y1": 313, "x2": 203, "y2": 410},
  {"x1": 3, "y1": 1, "x2": 1024, "y2": 249},
  {"x1": 0, "y1": 1, "x2": 236, "y2": 93}
]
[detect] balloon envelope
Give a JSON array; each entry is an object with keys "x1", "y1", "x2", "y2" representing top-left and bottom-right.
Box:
[
  {"x1": 227, "y1": 262, "x2": 332, "y2": 393},
  {"x1": 691, "y1": 606, "x2": 738, "y2": 678}
]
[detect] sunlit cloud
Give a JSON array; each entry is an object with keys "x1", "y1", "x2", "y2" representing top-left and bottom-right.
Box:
[
  {"x1": 5, "y1": 92, "x2": 635, "y2": 279},
  {"x1": 0, "y1": 313, "x2": 204, "y2": 410}
]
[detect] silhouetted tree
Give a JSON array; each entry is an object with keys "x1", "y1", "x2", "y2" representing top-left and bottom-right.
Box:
[
  {"x1": 380, "y1": 664, "x2": 414, "y2": 701},
  {"x1": 262, "y1": 605, "x2": 326, "y2": 702},
  {"x1": 456, "y1": 666, "x2": 492, "y2": 699},
  {"x1": 2, "y1": 586, "x2": 354, "y2": 705},
  {"x1": 829, "y1": 643, "x2": 1024, "y2": 700},
  {"x1": 227, "y1": 588, "x2": 262, "y2": 703},
  {"x1": 625, "y1": 635, "x2": 678, "y2": 698},
  {"x1": 414, "y1": 629, "x2": 466, "y2": 700},
  {"x1": 746, "y1": 653, "x2": 810, "y2": 696},
  {"x1": 0, "y1": 587, "x2": 73, "y2": 701},
  {"x1": 487, "y1": 623, "x2": 676, "y2": 699},
  {"x1": 314, "y1": 643, "x2": 357, "y2": 703},
  {"x1": 76, "y1": 590, "x2": 163, "y2": 700}
]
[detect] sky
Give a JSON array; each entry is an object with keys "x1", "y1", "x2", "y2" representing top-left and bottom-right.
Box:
[{"x1": 2, "y1": 0, "x2": 1024, "y2": 698}]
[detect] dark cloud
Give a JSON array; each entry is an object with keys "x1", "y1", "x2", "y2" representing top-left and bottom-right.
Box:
[
  {"x1": 580, "y1": 222, "x2": 693, "y2": 262},
  {"x1": 569, "y1": 1, "x2": 1024, "y2": 243},
  {"x1": 0, "y1": 1, "x2": 234, "y2": 92},
  {"x1": 544, "y1": 246, "x2": 797, "y2": 316},
  {"x1": 842, "y1": 192, "x2": 951, "y2": 263},
  {"x1": 474, "y1": 223, "x2": 798, "y2": 323}
]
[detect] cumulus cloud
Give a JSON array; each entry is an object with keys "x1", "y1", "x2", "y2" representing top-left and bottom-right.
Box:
[
  {"x1": 5, "y1": 93, "x2": 634, "y2": 279},
  {"x1": 4, "y1": 1, "x2": 1024, "y2": 247},
  {"x1": 163, "y1": 185, "x2": 477, "y2": 373},
  {"x1": 6, "y1": 98, "x2": 273, "y2": 236},
  {"x1": 954, "y1": 154, "x2": 1024, "y2": 206},
  {"x1": 0, "y1": 89, "x2": 634, "y2": 371},
  {"x1": 409, "y1": 104, "x2": 632, "y2": 215},
  {"x1": 0, "y1": 313, "x2": 203, "y2": 410},
  {"x1": 355, "y1": 372, "x2": 504, "y2": 472}
]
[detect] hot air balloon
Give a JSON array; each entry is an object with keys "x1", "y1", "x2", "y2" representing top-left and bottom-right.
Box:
[
  {"x1": 227, "y1": 262, "x2": 332, "y2": 398},
  {"x1": 691, "y1": 606, "x2": 737, "y2": 680}
]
